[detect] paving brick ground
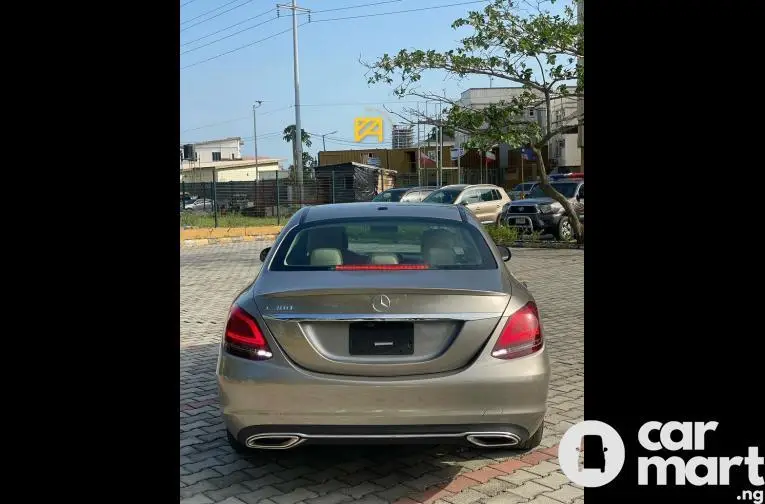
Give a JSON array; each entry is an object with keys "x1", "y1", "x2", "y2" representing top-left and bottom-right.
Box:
[{"x1": 181, "y1": 242, "x2": 584, "y2": 503}]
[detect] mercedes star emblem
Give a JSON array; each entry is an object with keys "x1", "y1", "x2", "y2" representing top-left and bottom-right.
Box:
[{"x1": 372, "y1": 294, "x2": 391, "y2": 313}]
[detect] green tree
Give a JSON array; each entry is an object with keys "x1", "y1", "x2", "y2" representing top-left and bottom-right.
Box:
[
  {"x1": 427, "y1": 125, "x2": 455, "y2": 142},
  {"x1": 365, "y1": 0, "x2": 584, "y2": 242},
  {"x1": 283, "y1": 124, "x2": 316, "y2": 176}
]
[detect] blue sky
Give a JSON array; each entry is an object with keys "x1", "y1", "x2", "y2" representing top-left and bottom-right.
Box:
[{"x1": 180, "y1": 0, "x2": 501, "y2": 162}]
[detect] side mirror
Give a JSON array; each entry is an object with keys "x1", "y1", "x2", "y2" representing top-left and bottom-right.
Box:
[
  {"x1": 459, "y1": 200, "x2": 468, "y2": 206},
  {"x1": 498, "y1": 245, "x2": 512, "y2": 262},
  {"x1": 259, "y1": 247, "x2": 271, "y2": 262}
]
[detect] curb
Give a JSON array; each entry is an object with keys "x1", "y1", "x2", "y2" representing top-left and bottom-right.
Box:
[
  {"x1": 180, "y1": 225, "x2": 282, "y2": 247},
  {"x1": 502, "y1": 241, "x2": 584, "y2": 250},
  {"x1": 182, "y1": 234, "x2": 278, "y2": 248}
]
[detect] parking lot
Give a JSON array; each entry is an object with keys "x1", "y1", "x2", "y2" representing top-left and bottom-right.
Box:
[{"x1": 181, "y1": 242, "x2": 584, "y2": 504}]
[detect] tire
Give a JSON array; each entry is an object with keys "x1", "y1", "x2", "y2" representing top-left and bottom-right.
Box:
[
  {"x1": 226, "y1": 430, "x2": 251, "y2": 454},
  {"x1": 517, "y1": 423, "x2": 544, "y2": 450},
  {"x1": 555, "y1": 217, "x2": 574, "y2": 242}
]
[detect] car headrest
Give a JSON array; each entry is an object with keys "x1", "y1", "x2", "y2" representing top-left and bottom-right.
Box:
[
  {"x1": 369, "y1": 253, "x2": 399, "y2": 265},
  {"x1": 424, "y1": 247, "x2": 457, "y2": 266},
  {"x1": 310, "y1": 248, "x2": 343, "y2": 266}
]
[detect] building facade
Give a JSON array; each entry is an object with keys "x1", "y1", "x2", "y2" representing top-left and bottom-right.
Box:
[
  {"x1": 180, "y1": 157, "x2": 283, "y2": 183},
  {"x1": 183, "y1": 137, "x2": 244, "y2": 163}
]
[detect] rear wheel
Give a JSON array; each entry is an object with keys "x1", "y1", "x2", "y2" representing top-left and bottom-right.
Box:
[{"x1": 517, "y1": 423, "x2": 544, "y2": 450}]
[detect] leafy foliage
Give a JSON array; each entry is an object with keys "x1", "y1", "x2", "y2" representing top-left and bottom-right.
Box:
[{"x1": 364, "y1": 0, "x2": 584, "y2": 241}]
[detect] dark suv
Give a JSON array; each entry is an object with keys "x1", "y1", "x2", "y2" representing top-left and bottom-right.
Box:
[{"x1": 501, "y1": 173, "x2": 584, "y2": 241}]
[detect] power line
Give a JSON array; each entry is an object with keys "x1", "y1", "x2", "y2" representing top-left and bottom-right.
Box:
[
  {"x1": 181, "y1": 0, "x2": 246, "y2": 25},
  {"x1": 312, "y1": 0, "x2": 404, "y2": 14},
  {"x1": 181, "y1": 106, "x2": 293, "y2": 133},
  {"x1": 180, "y1": 130, "x2": 285, "y2": 145},
  {"x1": 180, "y1": 0, "x2": 202, "y2": 7},
  {"x1": 181, "y1": 0, "x2": 401, "y2": 49},
  {"x1": 181, "y1": 101, "x2": 422, "y2": 133},
  {"x1": 181, "y1": 0, "x2": 255, "y2": 32},
  {"x1": 310, "y1": 0, "x2": 490, "y2": 23},
  {"x1": 181, "y1": 16, "x2": 280, "y2": 55},
  {"x1": 181, "y1": 8, "x2": 275, "y2": 47},
  {"x1": 180, "y1": 0, "x2": 488, "y2": 68},
  {"x1": 181, "y1": 25, "x2": 301, "y2": 69}
]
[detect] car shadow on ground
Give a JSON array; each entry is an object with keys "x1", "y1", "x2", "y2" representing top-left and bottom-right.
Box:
[{"x1": 181, "y1": 343, "x2": 543, "y2": 501}]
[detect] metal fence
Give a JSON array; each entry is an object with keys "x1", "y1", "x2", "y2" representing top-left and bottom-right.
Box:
[{"x1": 180, "y1": 170, "x2": 386, "y2": 227}]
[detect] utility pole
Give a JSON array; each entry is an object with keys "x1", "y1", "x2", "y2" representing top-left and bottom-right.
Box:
[
  {"x1": 252, "y1": 101, "x2": 263, "y2": 180},
  {"x1": 277, "y1": 0, "x2": 310, "y2": 204}
]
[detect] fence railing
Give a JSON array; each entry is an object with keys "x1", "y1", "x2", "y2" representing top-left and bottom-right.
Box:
[{"x1": 180, "y1": 170, "x2": 390, "y2": 228}]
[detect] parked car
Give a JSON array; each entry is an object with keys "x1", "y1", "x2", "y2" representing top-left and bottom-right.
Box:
[
  {"x1": 508, "y1": 182, "x2": 538, "y2": 200},
  {"x1": 183, "y1": 198, "x2": 215, "y2": 212},
  {"x1": 422, "y1": 184, "x2": 512, "y2": 225},
  {"x1": 500, "y1": 173, "x2": 584, "y2": 241},
  {"x1": 372, "y1": 186, "x2": 436, "y2": 203},
  {"x1": 217, "y1": 202, "x2": 550, "y2": 453}
]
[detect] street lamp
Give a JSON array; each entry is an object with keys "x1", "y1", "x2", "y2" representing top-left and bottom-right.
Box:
[{"x1": 321, "y1": 130, "x2": 337, "y2": 152}]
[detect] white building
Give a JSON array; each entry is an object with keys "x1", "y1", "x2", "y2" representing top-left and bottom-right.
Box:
[
  {"x1": 548, "y1": 96, "x2": 581, "y2": 171},
  {"x1": 180, "y1": 157, "x2": 284, "y2": 183},
  {"x1": 455, "y1": 87, "x2": 581, "y2": 173},
  {"x1": 186, "y1": 137, "x2": 244, "y2": 163}
]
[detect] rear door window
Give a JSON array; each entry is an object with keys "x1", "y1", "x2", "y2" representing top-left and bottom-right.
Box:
[{"x1": 461, "y1": 189, "x2": 481, "y2": 204}]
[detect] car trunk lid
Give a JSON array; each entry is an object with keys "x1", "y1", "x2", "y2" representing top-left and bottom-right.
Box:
[{"x1": 254, "y1": 270, "x2": 510, "y2": 377}]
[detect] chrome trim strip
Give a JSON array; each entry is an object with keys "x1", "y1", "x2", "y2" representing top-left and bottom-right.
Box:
[{"x1": 263, "y1": 312, "x2": 498, "y2": 322}]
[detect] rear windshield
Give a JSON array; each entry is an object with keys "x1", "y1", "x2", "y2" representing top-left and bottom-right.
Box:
[
  {"x1": 422, "y1": 188, "x2": 463, "y2": 204},
  {"x1": 270, "y1": 218, "x2": 498, "y2": 271}
]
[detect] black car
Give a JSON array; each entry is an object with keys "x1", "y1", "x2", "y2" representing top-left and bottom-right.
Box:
[
  {"x1": 501, "y1": 173, "x2": 584, "y2": 241},
  {"x1": 372, "y1": 186, "x2": 436, "y2": 203}
]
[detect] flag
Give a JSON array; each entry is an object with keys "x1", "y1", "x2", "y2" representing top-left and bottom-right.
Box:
[
  {"x1": 521, "y1": 147, "x2": 536, "y2": 161},
  {"x1": 485, "y1": 151, "x2": 496, "y2": 162},
  {"x1": 419, "y1": 151, "x2": 436, "y2": 167}
]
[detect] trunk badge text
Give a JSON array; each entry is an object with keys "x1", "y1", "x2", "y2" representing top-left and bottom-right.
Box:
[
  {"x1": 372, "y1": 295, "x2": 392, "y2": 313},
  {"x1": 264, "y1": 305, "x2": 294, "y2": 311}
]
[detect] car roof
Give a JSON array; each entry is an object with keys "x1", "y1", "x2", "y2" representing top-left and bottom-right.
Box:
[{"x1": 301, "y1": 202, "x2": 464, "y2": 223}]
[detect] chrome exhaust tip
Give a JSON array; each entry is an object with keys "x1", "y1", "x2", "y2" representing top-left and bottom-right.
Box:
[
  {"x1": 466, "y1": 432, "x2": 521, "y2": 448},
  {"x1": 245, "y1": 434, "x2": 305, "y2": 450}
]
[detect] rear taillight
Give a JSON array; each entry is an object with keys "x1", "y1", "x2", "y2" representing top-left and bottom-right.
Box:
[
  {"x1": 491, "y1": 302, "x2": 543, "y2": 359},
  {"x1": 224, "y1": 306, "x2": 273, "y2": 360}
]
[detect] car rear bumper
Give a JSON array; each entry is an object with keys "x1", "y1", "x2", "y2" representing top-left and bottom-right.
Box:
[{"x1": 217, "y1": 346, "x2": 550, "y2": 443}]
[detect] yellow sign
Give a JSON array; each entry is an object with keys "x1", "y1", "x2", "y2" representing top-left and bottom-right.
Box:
[{"x1": 354, "y1": 117, "x2": 384, "y2": 142}]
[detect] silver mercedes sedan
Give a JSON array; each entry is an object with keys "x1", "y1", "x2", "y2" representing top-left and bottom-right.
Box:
[{"x1": 216, "y1": 202, "x2": 550, "y2": 453}]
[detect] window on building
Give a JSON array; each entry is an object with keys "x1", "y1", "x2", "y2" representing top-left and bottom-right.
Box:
[
  {"x1": 528, "y1": 108, "x2": 535, "y2": 117},
  {"x1": 212, "y1": 152, "x2": 222, "y2": 161}
]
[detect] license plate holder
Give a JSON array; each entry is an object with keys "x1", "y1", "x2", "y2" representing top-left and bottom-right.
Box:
[{"x1": 349, "y1": 322, "x2": 414, "y2": 356}]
